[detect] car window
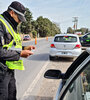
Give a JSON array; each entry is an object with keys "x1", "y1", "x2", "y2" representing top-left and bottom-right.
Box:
[
  {"x1": 54, "y1": 36, "x2": 77, "y2": 42},
  {"x1": 87, "y1": 34, "x2": 90, "y2": 39},
  {"x1": 83, "y1": 64, "x2": 90, "y2": 93},
  {"x1": 63, "y1": 62, "x2": 90, "y2": 100},
  {"x1": 83, "y1": 34, "x2": 90, "y2": 39},
  {"x1": 25, "y1": 36, "x2": 29, "y2": 37}
]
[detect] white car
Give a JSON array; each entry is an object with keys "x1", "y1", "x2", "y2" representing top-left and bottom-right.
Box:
[{"x1": 49, "y1": 34, "x2": 82, "y2": 60}]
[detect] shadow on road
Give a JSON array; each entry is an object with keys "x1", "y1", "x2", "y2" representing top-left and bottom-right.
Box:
[
  {"x1": 27, "y1": 53, "x2": 49, "y2": 61},
  {"x1": 50, "y1": 57, "x2": 75, "y2": 62}
]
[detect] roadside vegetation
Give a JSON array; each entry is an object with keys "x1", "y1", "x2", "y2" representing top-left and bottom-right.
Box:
[
  {"x1": 67, "y1": 27, "x2": 90, "y2": 35},
  {"x1": 19, "y1": 8, "x2": 61, "y2": 38},
  {"x1": 18, "y1": 8, "x2": 90, "y2": 39}
]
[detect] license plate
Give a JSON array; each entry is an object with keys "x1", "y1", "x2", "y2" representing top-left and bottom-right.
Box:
[{"x1": 61, "y1": 52, "x2": 67, "y2": 54}]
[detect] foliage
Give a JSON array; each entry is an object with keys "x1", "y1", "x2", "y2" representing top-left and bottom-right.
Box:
[
  {"x1": 67, "y1": 27, "x2": 73, "y2": 33},
  {"x1": 20, "y1": 8, "x2": 61, "y2": 37},
  {"x1": 20, "y1": 8, "x2": 33, "y2": 34},
  {"x1": 32, "y1": 30, "x2": 37, "y2": 38},
  {"x1": 67, "y1": 27, "x2": 89, "y2": 35},
  {"x1": 80, "y1": 28, "x2": 88, "y2": 34},
  {"x1": 36, "y1": 16, "x2": 60, "y2": 37}
]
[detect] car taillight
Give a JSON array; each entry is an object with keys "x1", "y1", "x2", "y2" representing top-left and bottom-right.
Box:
[
  {"x1": 50, "y1": 44, "x2": 56, "y2": 48},
  {"x1": 75, "y1": 44, "x2": 81, "y2": 48}
]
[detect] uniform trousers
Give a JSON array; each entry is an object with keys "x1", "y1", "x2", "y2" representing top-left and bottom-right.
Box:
[{"x1": 0, "y1": 68, "x2": 17, "y2": 100}]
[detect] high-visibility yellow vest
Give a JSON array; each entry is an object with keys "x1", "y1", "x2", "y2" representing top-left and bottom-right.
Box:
[{"x1": 0, "y1": 15, "x2": 24, "y2": 70}]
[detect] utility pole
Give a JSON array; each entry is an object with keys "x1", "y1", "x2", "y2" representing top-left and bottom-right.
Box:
[{"x1": 72, "y1": 17, "x2": 78, "y2": 33}]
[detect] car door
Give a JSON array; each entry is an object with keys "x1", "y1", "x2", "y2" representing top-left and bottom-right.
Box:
[{"x1": 56, "y1": 48, "x2": 90, "y2": 100}]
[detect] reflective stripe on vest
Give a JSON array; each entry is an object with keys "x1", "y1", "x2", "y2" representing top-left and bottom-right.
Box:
[{"x1": 0, "y1": 15, "x2": 24, "y2": 70}]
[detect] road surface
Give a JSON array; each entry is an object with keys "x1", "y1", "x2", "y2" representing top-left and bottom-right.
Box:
[{"x1": 15, "y1": 38, "x2": 74, "y2": 100}]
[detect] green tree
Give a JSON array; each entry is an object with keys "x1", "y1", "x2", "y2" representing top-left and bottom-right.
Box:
[
  {"x1": 80, "y1": 28, "x2": 87, "y2": 34},
  {"x1": 32, "y1": 30, "x2": 37, "y2": 38},
  {"x1": 20, "y1": 8, "x2": 60, "y2": 37},
  {"x1": 20, "y1": 8, "x2": 33, "y2": 34},
  {"x1": 36, "y1": 16, "x2": 60, "y2": 37},
  {"x1": 67, "y1": 27, "x2": 73, "y2": 33}
]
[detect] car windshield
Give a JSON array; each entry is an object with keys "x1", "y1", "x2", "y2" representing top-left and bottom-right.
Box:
[
  {"x1": 25, "y1": 36, "x2": 29, "y2": 38},
  {"x1": 84, "y1": 34, "x2": 90, "y2": 39},
  {"x1": 54, "y1": 36, "x2": 77, "y2": 42}
]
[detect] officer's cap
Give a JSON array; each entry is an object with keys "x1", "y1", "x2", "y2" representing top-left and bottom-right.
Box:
[{"x1": 8, "y1": 1, "x2": 26, "y2": 22}]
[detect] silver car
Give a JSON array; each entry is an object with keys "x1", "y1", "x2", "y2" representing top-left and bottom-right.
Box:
[{"x1": 49, "y1": 34, "x2": 82, "y2": 60}]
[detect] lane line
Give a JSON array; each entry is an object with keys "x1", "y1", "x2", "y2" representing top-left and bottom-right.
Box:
[{"x1": 21, "y1": 60, "x2": 49, "y2": 100}]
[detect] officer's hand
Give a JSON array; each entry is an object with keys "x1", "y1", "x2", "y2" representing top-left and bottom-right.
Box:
[
  {"x1": 24, "y1": 46, "x2": 36, "y2": 50},
  {"x1": 20, "y1": 50, "x2": 33, "y2": 58}
]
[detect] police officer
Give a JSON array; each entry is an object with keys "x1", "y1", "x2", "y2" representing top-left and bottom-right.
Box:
[{"x1": 0, "y1": 1, "x2": 35, "y2": 100}]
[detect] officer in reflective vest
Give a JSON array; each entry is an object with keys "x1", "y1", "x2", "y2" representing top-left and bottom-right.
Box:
[{"x1": 0, "y1": 1, "x2": 35, "y2": 100}]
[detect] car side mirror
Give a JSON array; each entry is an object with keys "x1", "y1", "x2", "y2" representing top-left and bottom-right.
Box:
[{"x1": 44, "y1": 69, "x2": 64, "y2": 79}]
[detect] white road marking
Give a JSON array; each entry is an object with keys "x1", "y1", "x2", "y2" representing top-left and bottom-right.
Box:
[{"x1": 21, "y1": 60, "x2": 49, "y2": 100}]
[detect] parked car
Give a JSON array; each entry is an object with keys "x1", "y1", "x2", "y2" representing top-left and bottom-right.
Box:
[
  {"x1": 23, "y1": 35, "x2": 31, "y2": 41},
  {"x1": 49, "y1": 34, "x2": 82, "y2": 60},
  {"x1": 44, "y1": 48, "x2": 90, "y2": 100},
  {"x1": 79, "y1": 33, "x2": 90, "y2": 47}
]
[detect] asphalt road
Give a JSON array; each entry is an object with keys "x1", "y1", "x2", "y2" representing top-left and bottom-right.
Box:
[
  {"x1": 15, "y1": 38, "x2": 52, "y2": 100},
  {"x1": 15, "y1": 38, "x2": 77, "y2": 100}
]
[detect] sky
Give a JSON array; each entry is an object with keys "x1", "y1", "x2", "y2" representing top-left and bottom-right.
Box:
[{"x1": 0, "y1": 0, "x2": 90, "y2": 33}]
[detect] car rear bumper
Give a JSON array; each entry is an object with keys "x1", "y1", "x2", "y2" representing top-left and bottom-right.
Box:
[{"x1": 50, "y1": 49, "x2": 81, "y2": 58}]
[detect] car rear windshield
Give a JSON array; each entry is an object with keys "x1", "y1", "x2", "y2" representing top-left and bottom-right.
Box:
[
  {"x1": 25, "y1": 36, "x2": 29, "y2": 37},
  {"x1": 54, "y1": 36, "x2": 77, "y2": 42}
]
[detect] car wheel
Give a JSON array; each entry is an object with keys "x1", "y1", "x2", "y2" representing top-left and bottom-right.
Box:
[{"x1": 49, "y1": 55, "x2": 55, "y2": 60}]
